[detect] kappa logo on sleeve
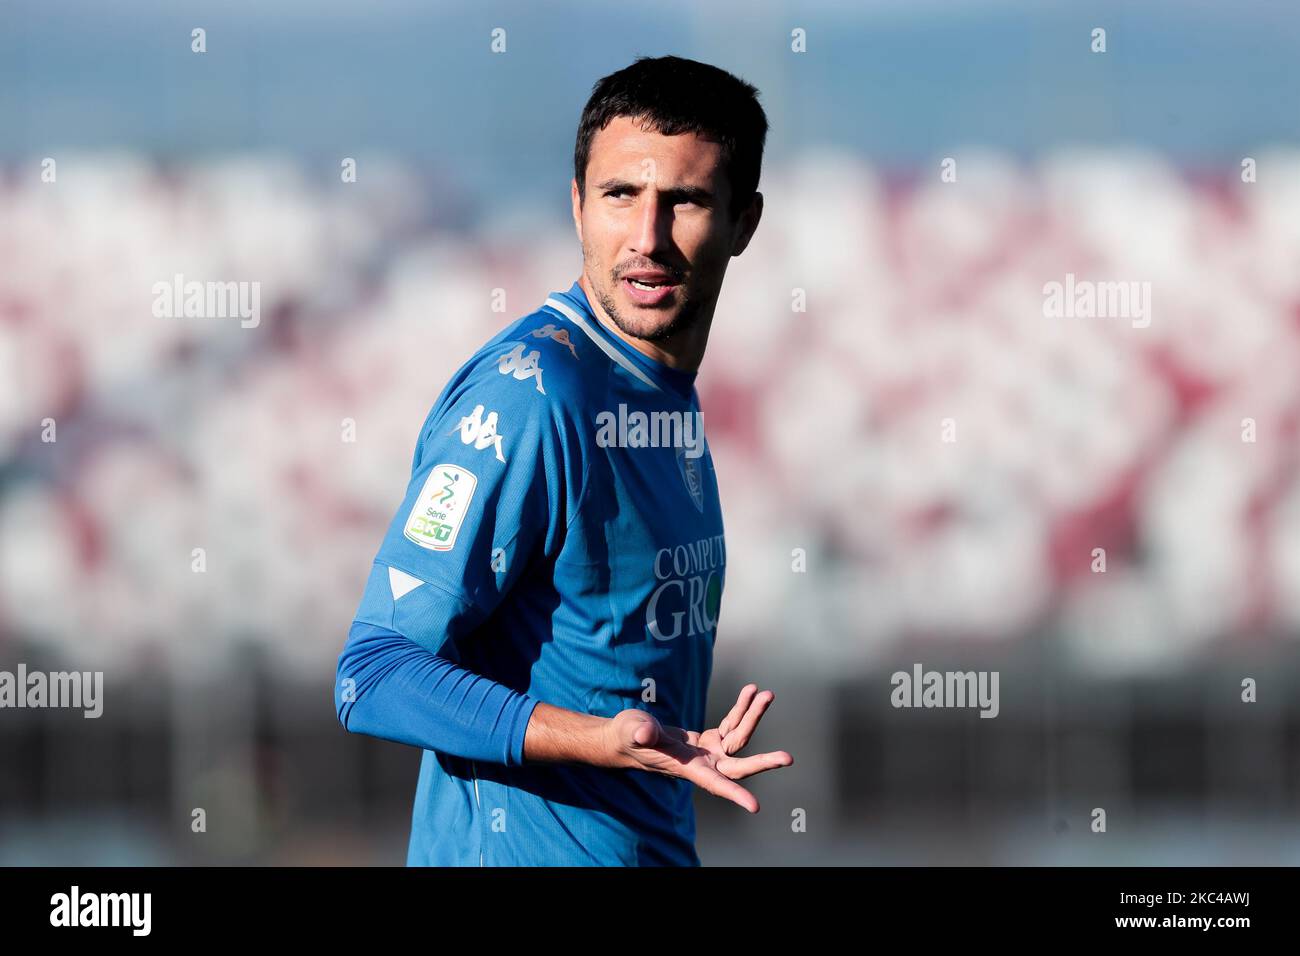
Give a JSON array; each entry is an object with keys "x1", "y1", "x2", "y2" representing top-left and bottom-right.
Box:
[
  {"x1": 451, "y1": 404, "x2": 506, "y2": 462},
  {"x1": 498, "y1": 342, "x2": 546, "y2": 394},
  {"x1": 530, "y1": 323, "x2": 579, "y2": 359},
  {"x1": 404, "y1": 464, "x2": 478, "y2": 551}
]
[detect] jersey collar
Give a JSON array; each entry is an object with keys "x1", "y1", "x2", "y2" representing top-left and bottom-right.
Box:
[{"x1": 544, "y1": 281, "x2": 698, "y2": 401}]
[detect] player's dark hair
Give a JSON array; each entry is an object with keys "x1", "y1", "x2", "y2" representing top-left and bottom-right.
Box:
[{"x1": 574, "y1": 55, "x2": 768, "y2": 221}]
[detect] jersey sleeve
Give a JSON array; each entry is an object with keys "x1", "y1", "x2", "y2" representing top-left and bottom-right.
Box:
[
  {"x1": 336, "y1": 342, "x2": 578, "y2": 765},
  {"x1": 356, "y1": 345, "x2": 573, "y2": 648},
  {"x1": 335, "y1": 619, "x2": 539, "y2": 766}
]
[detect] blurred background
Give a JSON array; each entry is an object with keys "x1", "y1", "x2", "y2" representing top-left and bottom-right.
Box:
[{"x1": 3, "y1": 0, "x2": 1300, "y2": 864}]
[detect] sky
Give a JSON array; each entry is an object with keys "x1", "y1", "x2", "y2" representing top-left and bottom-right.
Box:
[{"x1": 2, "y1": 0, "x2": 1297, "y2": 208}]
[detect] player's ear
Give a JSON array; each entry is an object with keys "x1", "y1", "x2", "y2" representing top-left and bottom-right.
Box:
[
  {"x1": 570, "y1": 178, "x2": 584, "y2": 242},
  {"x1": 730, "y1": 191, "x2": 763, "y2": 257}
]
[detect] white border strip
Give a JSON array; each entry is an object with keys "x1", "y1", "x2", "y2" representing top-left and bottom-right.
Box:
[{"x1": 544, "y1": 296, "x2": 661, "y2": 392}]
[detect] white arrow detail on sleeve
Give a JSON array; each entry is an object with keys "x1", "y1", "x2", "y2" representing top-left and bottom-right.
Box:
[{"x1": 389, "y1": 566, "x2": 424, "y2": 601}]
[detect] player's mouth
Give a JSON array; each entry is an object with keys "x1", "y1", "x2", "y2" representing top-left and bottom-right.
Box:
[{"x1": 622, "y1": 272, "x2": 680, "y2": 306}]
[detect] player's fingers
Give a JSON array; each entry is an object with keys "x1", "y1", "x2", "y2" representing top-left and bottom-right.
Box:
[
  {"x1": 718, "y1": 683, "x2": 758, "y2": 739},
  {"x1": 623, "y1": 712, "x2": 661, "y2": 747},
  {"x1": 652, "y1": 724, "x2": 690, "y2": 746},
  {"x1": 684, "y1": 762, "x2": 759, "y2": 813},
  {"x1": 716, "y1": 750, "x2": 794, "y2": 780},
  {"x1": 630, "y1": 729, "x2": 707, "y2": 770},
  {"x1": 722, "y1": 689, "x2": 775, "y2": 753}
]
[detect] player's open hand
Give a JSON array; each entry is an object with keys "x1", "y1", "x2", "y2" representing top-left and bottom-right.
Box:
[{"x1": 604, "y1": 684, "x2": 793, "y2": 813}]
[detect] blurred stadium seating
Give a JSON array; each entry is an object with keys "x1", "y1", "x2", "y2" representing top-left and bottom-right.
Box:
[
  {"x1": 4, "y1": 149, "x2": 1300, "y2": 863},
  {"x1": 4, "y1": 151, "x2": 1300, "y2": 673}
]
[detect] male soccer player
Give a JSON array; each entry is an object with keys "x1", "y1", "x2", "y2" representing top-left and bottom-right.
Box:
[{"x1": 335, "y1": 55, "x2": 792, "y2": 866}]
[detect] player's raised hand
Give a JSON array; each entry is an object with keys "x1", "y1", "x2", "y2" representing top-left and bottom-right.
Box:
[{"x1": 603, "y1": 684, "x2": 793, "y2": 813}]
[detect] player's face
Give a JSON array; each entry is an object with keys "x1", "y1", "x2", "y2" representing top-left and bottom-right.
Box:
[{"x1": 573, "y1": 115, "x2": 756, "y2": 344}]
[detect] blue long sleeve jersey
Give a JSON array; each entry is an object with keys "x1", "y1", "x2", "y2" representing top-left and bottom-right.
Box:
[
  {"x1": 335, "y1": 280, "x2": 726, "y2": 866},
  {"x1": 338, "y1": 618, "x2": 537, "y2": 765}
]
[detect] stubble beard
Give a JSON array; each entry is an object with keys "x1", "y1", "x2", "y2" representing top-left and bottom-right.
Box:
[{"x1": 593, "y1": 269, "x2": 703, "y2": 344}]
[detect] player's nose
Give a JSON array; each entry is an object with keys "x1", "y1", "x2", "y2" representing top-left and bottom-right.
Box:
[{"x1": 631, "y1": 191, "x2": 672, "y2": 256}]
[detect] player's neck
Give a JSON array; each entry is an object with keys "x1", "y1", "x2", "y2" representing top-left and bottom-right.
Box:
[{"x1": 577, "y1": 274, "x2": 713, "y2": 373}]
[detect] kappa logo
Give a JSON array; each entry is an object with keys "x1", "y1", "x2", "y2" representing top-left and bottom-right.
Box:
[
  {"x1": 498, "y1": 342, "x2": 546, "y2": 394},
  {"x1": 530, "y1": 323, "x2": 579, "y2": 359},
  {"x1": 451, "y1": 404, "x2": 505, "y2": 462},
  {"x1": 404, "y1": 464, "x2": 477, "y2": 551}
]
